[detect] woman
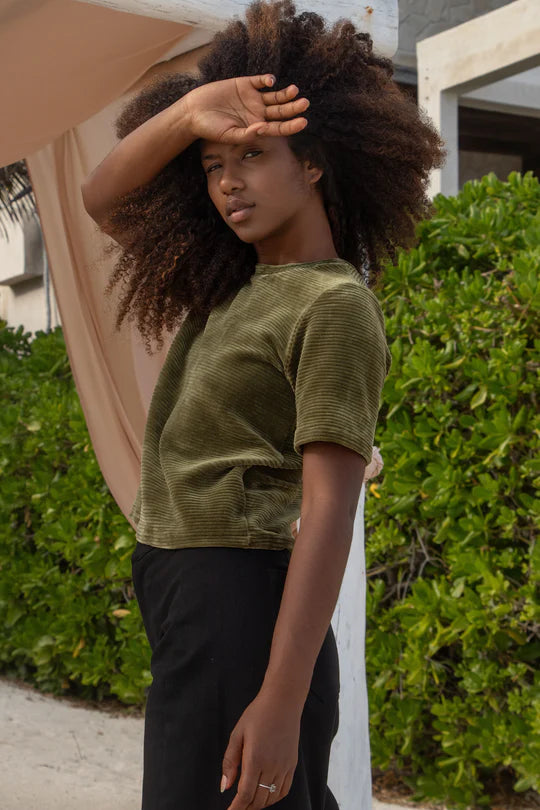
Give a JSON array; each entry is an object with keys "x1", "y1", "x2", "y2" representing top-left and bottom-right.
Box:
[{"x1": 82, "y1": 2, "x2": 443, "y2": 808}]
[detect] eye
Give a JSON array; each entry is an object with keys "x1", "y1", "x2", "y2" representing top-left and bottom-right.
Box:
[{"x1": 205, "y1": 150, "x2": 262, "y2": 175}]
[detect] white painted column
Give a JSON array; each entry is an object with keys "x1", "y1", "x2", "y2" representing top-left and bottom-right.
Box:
[
  {"x1": 417, "y1": 68, "x2": 459, "y2": 197},
  {"x1": 328, "y1": 481, "x2": 371, "y2": 810},
  {"x1": 296, "y1": 480, "x2": 372, "y2": 810}
]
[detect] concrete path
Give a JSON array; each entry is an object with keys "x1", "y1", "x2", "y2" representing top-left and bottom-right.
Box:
[{"x1": 0, "y1": 676, "x2": 407, "y2": 810}]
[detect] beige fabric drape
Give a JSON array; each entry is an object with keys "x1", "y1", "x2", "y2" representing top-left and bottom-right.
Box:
[
  {"x1": 0, "y1": 0, "x2": 210, "y2": 522},
  {"x1": 0, "y1": 0, "x2": 194, "y2": 165},
  {"x1": 24, "y1": 44, "x2": 212, "y2": 523}
]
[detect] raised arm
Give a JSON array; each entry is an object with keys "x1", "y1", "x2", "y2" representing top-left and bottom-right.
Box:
[
  {"x1": 81, "y1": 74, "x2": 310, "y2": 244},
  {"x1": 80, "y1": 94, "x2": 197, "y2": 229}
]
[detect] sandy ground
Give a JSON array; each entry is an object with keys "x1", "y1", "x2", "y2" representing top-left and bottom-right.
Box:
[
  {"x1": 0, "y1": 675, "x2": 406, "y2": 810},
  {"x1": 0, "y1": 676, "x2": 143, "y2": 810}
]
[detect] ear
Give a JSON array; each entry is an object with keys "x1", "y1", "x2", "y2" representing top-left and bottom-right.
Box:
[{"x1": 304, "y1": 160, "x2": 323, "y2": 187}]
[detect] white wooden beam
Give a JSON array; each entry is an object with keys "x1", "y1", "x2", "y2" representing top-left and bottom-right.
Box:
[
  {"x1": 417, "y1": 0, "x2": 540, "y2": 197},
  {"x1": 461, "y1": 67, "x2": 540, "y2": 120},
  {"x1": 417, "y1": 0, "x2": 540, "y2": 96},
  {"x1": 72, "y1": 0, "x2": 399, "y2": 57}
]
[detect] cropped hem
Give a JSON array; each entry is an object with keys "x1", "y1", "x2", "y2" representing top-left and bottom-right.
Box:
[{"x1": 133, "y1": 530, "x2": 294, "y2": 553}]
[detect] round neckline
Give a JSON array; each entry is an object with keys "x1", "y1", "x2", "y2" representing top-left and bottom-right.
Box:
[{"x1": 254, "y1": 258, "x2": 359, "y2": 276}]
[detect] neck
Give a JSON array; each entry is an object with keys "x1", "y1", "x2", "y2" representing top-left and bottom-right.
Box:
[{"x1": 254, "y1": 195, "x2": 338, "y2": 266}]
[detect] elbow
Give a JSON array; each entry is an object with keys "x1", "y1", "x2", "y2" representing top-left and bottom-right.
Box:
[
  {"x1": 80, "y1": 179, "x2": 98, "y2": 219},
  {"x1": 80, "y1": 175, "x2": 110, "y2": 225}
]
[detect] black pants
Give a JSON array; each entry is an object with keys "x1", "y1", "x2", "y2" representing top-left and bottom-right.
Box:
[{"x1": 131, "y1": 542, "x2": 340, "y2": 810}]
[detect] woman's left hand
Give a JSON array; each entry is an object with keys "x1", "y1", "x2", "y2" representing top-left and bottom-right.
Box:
[{"x1": 221, "y1": 685, "x2": 304, "y2": 808}]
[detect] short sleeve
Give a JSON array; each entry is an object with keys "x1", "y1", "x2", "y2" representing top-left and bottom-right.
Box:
[{"x1": 284, "y1": 282, "x2": 392, "y2": 465}]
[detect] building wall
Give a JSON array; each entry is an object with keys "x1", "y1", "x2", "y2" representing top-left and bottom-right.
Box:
[
  {"x1": 397, "y1": 0, "x2": 513, "y2": 64},
  {"x1": 0, "y1": 274, "x2": 61, "y2": 337},
  {"x1": 459, "y1": 150, "x2": 522, "y2": 185},
  {"x1": 0, "y1": 214, "x2": 61, "y2": 336}
]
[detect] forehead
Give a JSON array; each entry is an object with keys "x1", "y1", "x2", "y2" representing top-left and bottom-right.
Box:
[{"x1": 199, "y1": 135, "x2": 288, "y2": 160}]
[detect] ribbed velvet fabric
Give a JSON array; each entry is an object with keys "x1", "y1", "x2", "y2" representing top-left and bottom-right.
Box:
[{"x1": 130, "y1": 258, "x2": 392, "y2": 551}]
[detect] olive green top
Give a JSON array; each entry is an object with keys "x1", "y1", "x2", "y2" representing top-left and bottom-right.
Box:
[{"x1": 129, "y1": 258, "x2": 392, "y2": 551}]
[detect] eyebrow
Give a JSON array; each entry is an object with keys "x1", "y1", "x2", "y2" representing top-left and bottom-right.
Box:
[{"x1": 201, "y1": 141, "x2": 261, "y2": 162}]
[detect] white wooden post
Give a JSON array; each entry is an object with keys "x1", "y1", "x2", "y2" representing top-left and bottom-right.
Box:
[
  {"x1": 417, "y1": 75, "x2": 459, "y2": 197},
  {"x1": 296, "y1": 484, "x2": 372, "y2": 810}
]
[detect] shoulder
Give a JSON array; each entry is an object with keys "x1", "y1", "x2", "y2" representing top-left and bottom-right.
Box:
[
  {"x1": 284, "y1": 278, "x2": 392, "y2": 378},
  {"x1": 294, "y1": 278, "x2": 387, "y2": 334}
]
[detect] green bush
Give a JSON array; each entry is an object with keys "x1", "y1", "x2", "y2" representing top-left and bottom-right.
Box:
[
  {"x1": 365, "y1": 172, "x2": 539, "y2": 808},
  {"x1": 1, "y1": 171, "x2": 538, "y2": 807},
  {"x1": 0, "y1": 322, "x2": 150, "y2": 704}
]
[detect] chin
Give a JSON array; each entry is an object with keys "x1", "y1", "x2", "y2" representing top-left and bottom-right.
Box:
[
  {"x1": 228, "y1": 225, "x2": 267, "y2": 244},
  {"x1": 233, "y1": 221, "x2": 286, "y2": 244}
]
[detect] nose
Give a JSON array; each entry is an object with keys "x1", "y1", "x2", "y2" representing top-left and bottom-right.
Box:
[{"x1": 218, "y1": 161, "x2": 244, "y2": 195}]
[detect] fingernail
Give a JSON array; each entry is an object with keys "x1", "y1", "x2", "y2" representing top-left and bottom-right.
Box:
[{"x1": 220, "y1": 774, "x2": 228, "y2": 793}]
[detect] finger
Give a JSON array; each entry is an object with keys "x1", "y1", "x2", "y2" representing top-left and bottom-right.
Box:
[
  {"x1": 264, "y1": 97, "x2": 310, "y2": 121},
  {"x1": 261, "y1": 84, "x2": 300, "y2": 105},
  {"x1": 277, "y1": 769, "x2": 294, "y2": 802},
  {"x1": 221, "y1": 730, "x2": 243, "y2": 796},
  {"x1": 230, "y1": 116, "x2": 307, "y2": 142},
  {"x1": 252, "y1": 771, "x2": 272, "y2": 810},
  {"x1": 225, "y1": 764, "x2": 261, "y2": 810},
  {"x1": 252, "y1": 117, "x2": 309, "y2": 137},
  {"x1": 258, "y1": 774, "x2": 280, "y2": 807},
  {"x1": 250, "y1": 73, "x2": 277, "y2": 89}
]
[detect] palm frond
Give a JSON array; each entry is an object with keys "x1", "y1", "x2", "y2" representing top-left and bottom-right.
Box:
[{"x1": 0, "y1": 161, "x2": 38, "y2": 241}]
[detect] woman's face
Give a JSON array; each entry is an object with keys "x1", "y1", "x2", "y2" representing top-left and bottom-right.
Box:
[{"x1": 199, "y1": 135, "x2": 322, "y2": 245}]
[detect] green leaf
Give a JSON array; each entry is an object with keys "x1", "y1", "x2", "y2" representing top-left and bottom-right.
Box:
[{"x1": 470, "y1": 385, "x2": 488, "y2": 409}]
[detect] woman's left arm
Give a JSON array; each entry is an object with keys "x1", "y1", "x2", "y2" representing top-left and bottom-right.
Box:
[
  {"x1": 261, "y1": 439, "x2": 366, "y2": 701},
  {"x1": 221, "y1": 440, "x2": 365, "y2": 810}
]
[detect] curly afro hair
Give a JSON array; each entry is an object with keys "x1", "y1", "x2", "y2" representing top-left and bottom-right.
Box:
[{"x1": 100, "y1": 0, "x2": 444, "y2": 354}]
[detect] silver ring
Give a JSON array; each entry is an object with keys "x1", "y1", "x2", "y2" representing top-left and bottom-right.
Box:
[{"x1": 258, "y1": 782, "x2": 277, "y2": 793}]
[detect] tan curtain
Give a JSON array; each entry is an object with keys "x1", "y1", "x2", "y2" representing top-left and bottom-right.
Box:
[
  {"x1": 0, "y1": 0, "x2": 211, "y2": 522},
  {"x1": 0, "y1": 0, "x2": 196, "y2": 165},
  {"x1": 25, "y1": 45, "x2": 210, "y2": 522}
]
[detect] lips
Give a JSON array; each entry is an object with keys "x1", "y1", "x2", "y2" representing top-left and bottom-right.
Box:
[{"x1": 226, "y1": 197, "x2": 255, "y2": 217}]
